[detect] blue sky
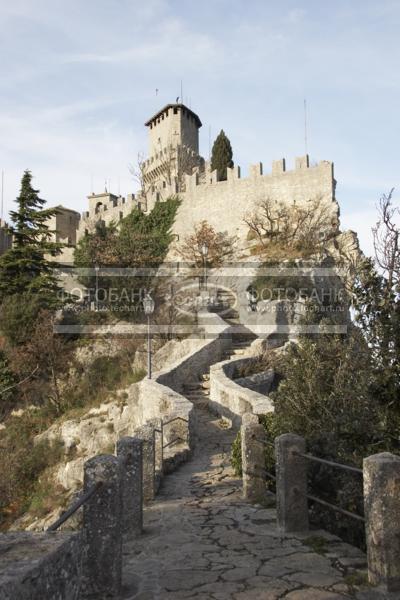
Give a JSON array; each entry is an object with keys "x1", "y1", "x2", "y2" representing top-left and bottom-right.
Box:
[{"x1": 1, "y1": 0, "x2": 400, "y2": 255}]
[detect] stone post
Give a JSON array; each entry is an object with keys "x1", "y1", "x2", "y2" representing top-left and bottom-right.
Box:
[
  {"x1": 135, "y1": 424, "x2": 155, "y2": 503},
  {"x1": 117, "y1": 436, "x2": 143, "y2": 537},
  {"x1": 81, "y1": 455, "x2": 122, "y2": 599},
  {"x1": 275, "y1": 434, "x2": 309, "y2": 533},
  {"x1": 363, "y1": 452, "x2": 400, "y2": 592},
  {"x1": 241, "y1": 413, "x2": 266, "y2": 504},
  {"x1": 148, "y1": 417, "x2": 163, "y2": 489}
]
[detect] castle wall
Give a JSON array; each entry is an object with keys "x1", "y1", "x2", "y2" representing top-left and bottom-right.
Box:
[
  {"x1": 170, "y1": 157, "x2": 338, "y2": 249},
  {"x1": 0, "y1": 220, "x2": 12, "y2": 255},
  {"x1": 46, "y1": 208, "x2": 80, "y2": 246},
  {"x1": 75, "y1": 155, "x2": 338, "y2": 250},
  {"x1": 77, "y1": 193, "x2": 140, "y2": 240}
]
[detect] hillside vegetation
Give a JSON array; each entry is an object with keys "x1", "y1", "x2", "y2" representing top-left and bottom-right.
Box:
[{"x1": 0, "y1": 174, "x2": 180, "y2": 528}]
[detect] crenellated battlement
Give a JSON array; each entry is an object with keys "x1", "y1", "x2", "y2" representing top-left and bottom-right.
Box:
[
  {"x1": 183, "y1": 155, "x2": 333, "y2": 189},
  {"x1": 169, "y1": 154, "x2": 338, "y2": 253},
  {"x1": 77, "y1": 192, "x2": 143, "y2": 240}
]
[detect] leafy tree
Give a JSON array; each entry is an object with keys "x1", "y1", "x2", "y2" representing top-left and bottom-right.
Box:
[
  {"x1": 177, "y1": 220, "x2": 237, "y2": 267},
  {"x1": 0, "y1": 350, "x2": 16, "y2": 420},
  {"x1": 211, "y1": 130, "x2": 233, "y2": 181},
  {"x1": 74, "y1": 197, "x2": 180, "y2": 313},
  {"x1": 0, "y1": 171, "x2": 63, "y2": 309},
  {"x1": 0, "y1": 294, "x2": 45, "y2": 346}
]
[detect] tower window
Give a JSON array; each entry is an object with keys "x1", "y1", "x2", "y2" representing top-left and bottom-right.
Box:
[{"x1": 173, "y1": 107, "x2": 178, "y2": 114}]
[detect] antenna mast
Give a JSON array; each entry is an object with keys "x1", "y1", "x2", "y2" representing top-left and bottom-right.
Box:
[
  {"x1": 304, "y1": 98, "x2": 308, "y2": 155},
  {"x1": 1, "y1": 170, "x2": 4, "y2": 220}
]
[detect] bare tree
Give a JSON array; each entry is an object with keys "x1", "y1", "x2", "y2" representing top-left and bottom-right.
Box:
[
  {"x1": 244, "y1": 196, "x2": 335, "y2": 253},
  {"x1": 372, "y1": 189, "x2": 400, "y2": 291},
  {"x1": 130, "y1": 145, "x2": 203, "y2": 209},
  {"x1": 129, "y1": 152, "x2": 153, "y2": 208}
]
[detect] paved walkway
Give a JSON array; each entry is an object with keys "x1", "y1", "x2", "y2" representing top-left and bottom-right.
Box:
[{"x1": 120, "y1": 405, "x2": 380, "y2": 600}]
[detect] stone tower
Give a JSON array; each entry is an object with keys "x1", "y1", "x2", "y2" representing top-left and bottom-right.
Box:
[
  {"x1": 142, "y1": 103, "x2": 204, "y2": 211},
  {"x1": 145, "y1": 103, "x2": 201, "y2": 155}
]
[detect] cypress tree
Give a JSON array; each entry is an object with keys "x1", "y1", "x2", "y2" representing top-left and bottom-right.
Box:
[
  {"x1": 0, "y1": 170, "x2": 63, "y2": 307},
  {"x1": 211, "y1": 130, "x2": 234, "y2": 181}
]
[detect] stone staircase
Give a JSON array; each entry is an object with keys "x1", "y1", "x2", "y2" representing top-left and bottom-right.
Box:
[{"x1": 182, "y1": 318, "x2": 257, "y2": 411}]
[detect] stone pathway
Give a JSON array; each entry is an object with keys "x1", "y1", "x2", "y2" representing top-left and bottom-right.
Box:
[{"x1": 121, "y1": 406, "x2": 379, "y2": 600}]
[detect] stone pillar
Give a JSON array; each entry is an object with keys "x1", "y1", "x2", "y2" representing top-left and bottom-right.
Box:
[
  {"x1": 148, "y1": 417, "x2": 163, "y2": 488},
  {"x1": 117, "y1": 436, "x2": 143, "y2": 537},
  {"x1": 81, "y1": 455, "x2": 122, "y2": 599},
  {"x1": 135, "y1": 424, "x2": 155, "y2": 503},
  {"x1": 295, "y1": 155, "x2": 309, "y2": 169},
  {"x1": 241, "y1": 413, "x2": 266, "y2": 504},
  {"x1": 272, "y1": 158, "x2": 286, "y2": 174},
  {"x1": 275, "y1": 434, "x2": 309, "y2": 533},
  {"x1": 363, "y1": 452, "x2": 400, "y2": 592}
]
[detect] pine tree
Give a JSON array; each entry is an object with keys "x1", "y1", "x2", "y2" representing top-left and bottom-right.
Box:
[
  {"x1": 211, "y1": 130, "x2": 234, "y2": 181},
  {"x1": 0, "y1": 170, "x2": 63, "y2": 306}
]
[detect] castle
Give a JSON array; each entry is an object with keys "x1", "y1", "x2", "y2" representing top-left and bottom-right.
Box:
[
  {"x1": 0, "y1": 219, "x2": 12, "y2": 256},
  {"x1": 50, "y1": 101, "x2": 344, "y2": 262}
]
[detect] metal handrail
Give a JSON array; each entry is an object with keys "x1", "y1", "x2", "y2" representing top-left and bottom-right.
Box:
[
  {"x1": 47, "y1": 482, "x2": 103, "y2": 532},
  {"x1": 295, "y1": 451, "x2": 363, "y2": 475},
  {"x1": 307, "y1": 493, "x2": 365, "y2": 523},
  {"x1": 163, "y1": 416, "x2": 189, "y2": 426},
  {"x1": 255, "y1": 437, "x2": 275, "y2": 448},
  {"x1": 163, "y1": 436, "x2": 186, "y2": 449},
  {"x1": 256, "y1": 435, "x2": 365, "y2": 524}
]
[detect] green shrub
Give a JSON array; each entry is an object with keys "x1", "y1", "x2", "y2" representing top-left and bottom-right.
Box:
[
  {"x1": 0, "y1": 414, "x2": 64, "y2": 528},
  {"x1": 231, "y1": 431, "x2": 242, "y2": 476}
]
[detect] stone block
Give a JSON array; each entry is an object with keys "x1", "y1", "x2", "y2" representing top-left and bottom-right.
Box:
[
  {"x1": 80, "y1": 454, "x2": 122, "y2": 598},
  {"x1": 241, "y1": 416, "x2": 266, "y2": 504},
  {"x1": 135, "y1": 424, "x2": 156, "y2": 503},
  {"x1": 275, "y1": 434, "x2": 309, "y2": 533},
  {"x1": 364, "y1": 452, "x2": 400, "y2": 592},
  {"x1": 117, "y1": 436, "x2": 143, "y2": 537}
]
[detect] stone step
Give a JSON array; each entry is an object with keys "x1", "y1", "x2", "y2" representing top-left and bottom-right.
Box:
[
  {"x1": 183, "y1": 384, "x2": 203, "y2": 392},
  {"x1": 184, "y1": 387, "x2": 210, "y2": 395},
  {"x1": 190, "y1": 399, "x2": 209, "y2": 409}
]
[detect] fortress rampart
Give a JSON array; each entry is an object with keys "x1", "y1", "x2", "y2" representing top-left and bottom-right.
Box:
[
  {"x1": 170, "y1": 155, "x2": 338, "y2": 248},
  {"x1": 76, "y1": 154, "x2": 339, "y2": 247}
]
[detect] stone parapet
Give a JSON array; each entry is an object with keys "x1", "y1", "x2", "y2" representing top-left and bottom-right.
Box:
[
  {"x1": 0, "y1": 532, "x2": 81, "y2": 599},
  {"x1": 209, "y1": 355, "x2": 274, "y2": 427}
]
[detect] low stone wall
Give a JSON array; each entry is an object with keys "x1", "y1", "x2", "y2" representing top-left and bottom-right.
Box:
[
  {"x1": 235, "y1": 369, "x2": 275, "y2": 395},
  {"x1": 0, "y1": 532, "x2": 81, "y2": 599},
  {"x1": 22, "y1": 311, "x2": 232, "y2": 531},
  {"x1": 209, "y1": 355, "x2": 274, "y2": 427}
]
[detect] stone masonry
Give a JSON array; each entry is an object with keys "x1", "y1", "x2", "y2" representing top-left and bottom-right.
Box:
[{"x1": 120, "y1": 407, "x2": 376, "y2": 599}]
